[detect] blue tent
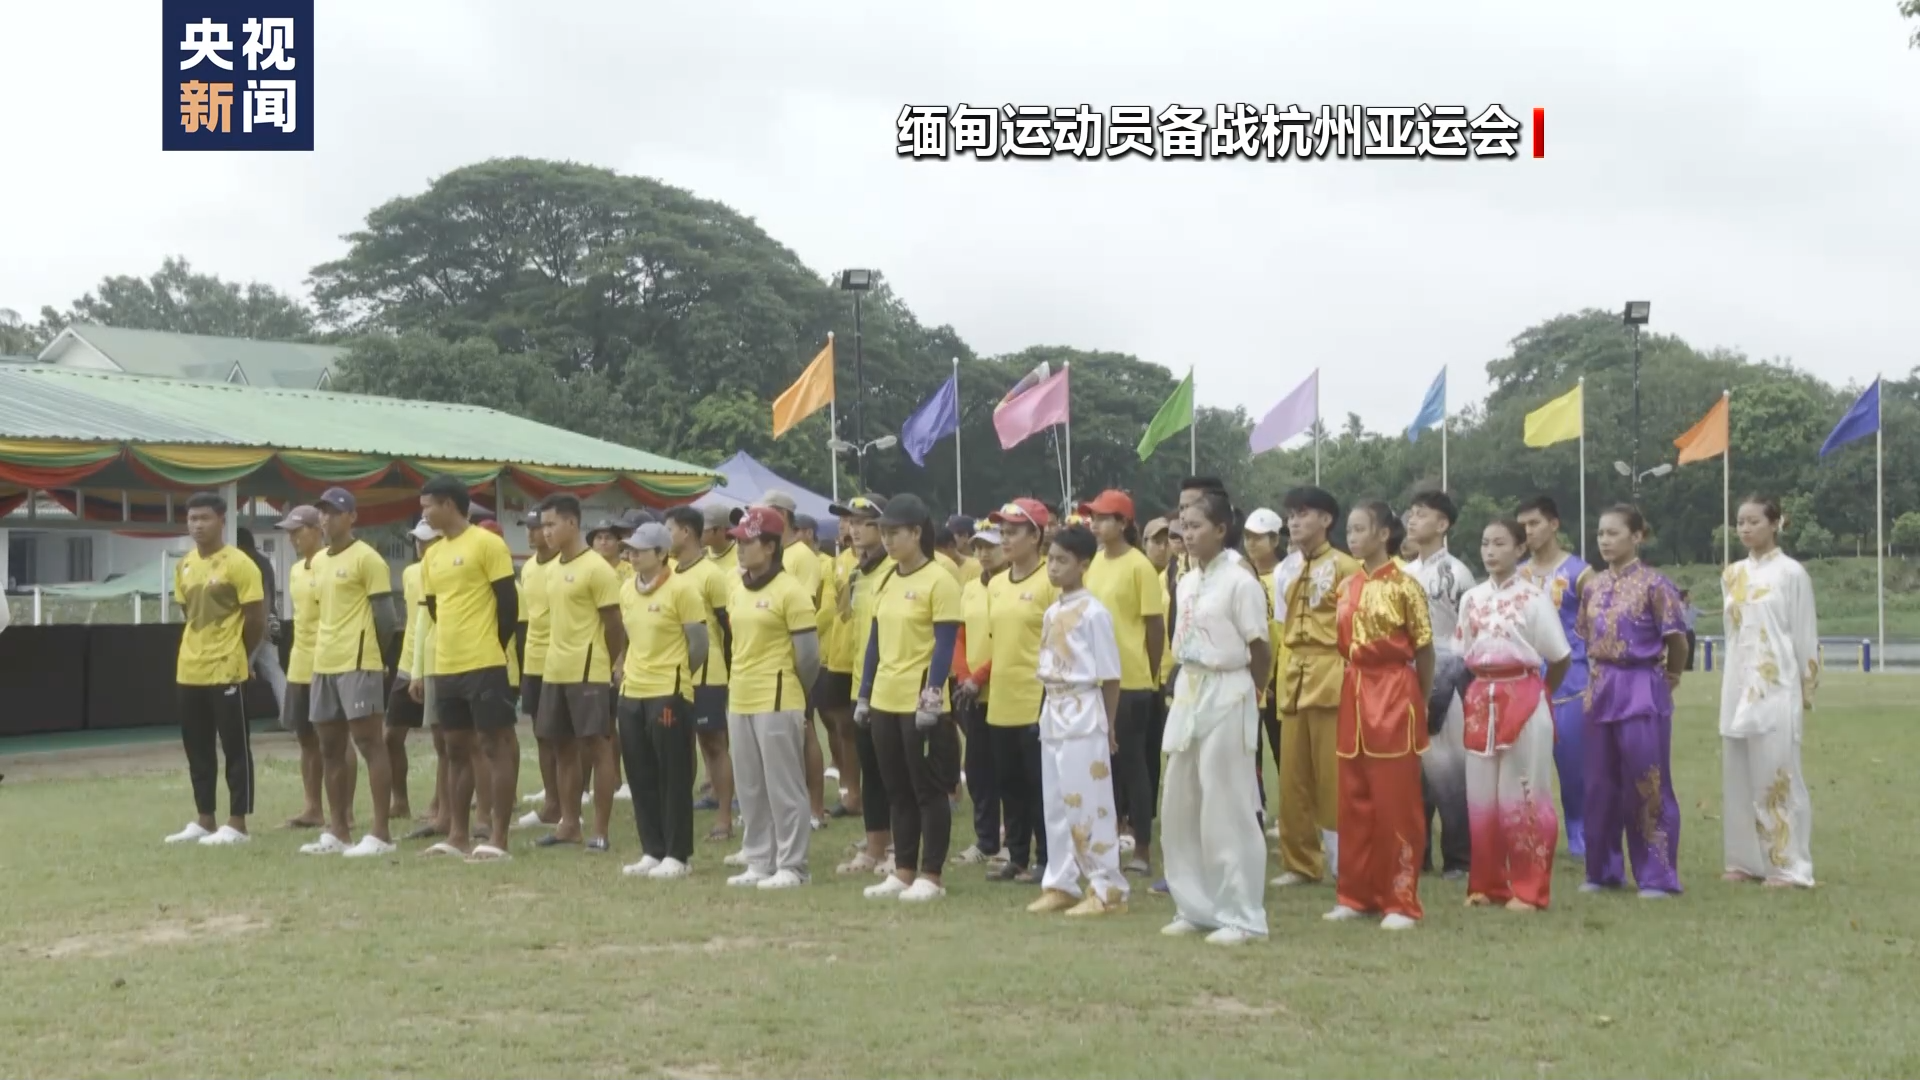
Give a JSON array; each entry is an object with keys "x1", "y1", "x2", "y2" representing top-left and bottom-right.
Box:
[{"x1": 693, "y1": 451, "x2": 839, "y2": 541}]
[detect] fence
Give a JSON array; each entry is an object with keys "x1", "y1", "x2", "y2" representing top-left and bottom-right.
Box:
[{"x1": 1699, "y1": 636, "x2": 1880, "y2": 673}]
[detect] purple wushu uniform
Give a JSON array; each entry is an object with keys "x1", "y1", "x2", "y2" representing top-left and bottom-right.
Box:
[{"x1": 1576, "y1": 561, "x2": 1688, "y2": 894}]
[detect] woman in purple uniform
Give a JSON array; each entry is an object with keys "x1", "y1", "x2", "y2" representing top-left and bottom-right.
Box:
[{"x1": 1576, "y1": 505, "x2": 1689, "y2": 898}]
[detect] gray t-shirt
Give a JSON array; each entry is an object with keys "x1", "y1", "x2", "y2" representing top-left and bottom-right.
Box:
[{"x1": 1404, "y1": 548, "x2": 1475, "y2": 654}]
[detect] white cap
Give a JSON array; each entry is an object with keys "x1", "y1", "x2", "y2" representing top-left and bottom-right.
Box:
[
  {"x1": 1244, "y1": 508, "x2": 1285, "y2": 536},
  {"x1": 972, "y1": 526, "x2": 1004, "y2": 547}
]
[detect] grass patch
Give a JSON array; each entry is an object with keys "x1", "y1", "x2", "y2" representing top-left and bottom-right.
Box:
[{"x1": 0, "y1": 675, "x2": 1915, "y2": 1078}]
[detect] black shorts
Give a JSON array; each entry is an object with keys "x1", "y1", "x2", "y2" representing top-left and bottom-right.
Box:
[
  {"x1": 521, "y1": 674, "x2": 545, "y2": 721},
  {"x1": 430, "y1": 666, "x2": 518, "y2": 732},
  {"x1": 812, "y1": 670, "x2": 854, "y2": 711},
  {"x1": 692, "y1": 685, "x2": 729, "y2": 734},
  {"x1": 388, "y1": 675, "x2": 425, "y2": 728},
  {"x1": 535, "y1": 682, "x2": 613, "y2": 739},
  {"x1": 280, "y1": 681, "x2": 313, "y2": 738}
]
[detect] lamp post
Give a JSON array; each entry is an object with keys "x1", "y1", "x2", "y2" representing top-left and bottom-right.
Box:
[
  {"x1": 1614, "y1": 460, "x2": 1672, "y2": 494},
  {"x1": 830, "y1": 434, "x2": 897, "y2": 476},
  {"x1": 839, "y1": 270, "x2": 874, "y2": 487},
  {"x1": 1622, "y1": 300, "x2": 1651, "y2": 498}
]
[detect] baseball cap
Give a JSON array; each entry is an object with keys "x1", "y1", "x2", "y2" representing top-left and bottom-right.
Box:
[
  {"x1": 793, "y1": 513, "x2": 818, "y2": 534},
  {"x1": 1077, "y1": 489, "x2": 1135, "y2": 522},
  {"x1": 1143, "y1": 516, "x2": 1171, "y2": 539},
  {"x1": 972, "y1": 526, "x2": 1004, "y2": 547},
  {"x1": 729, "y1": 506, "x2": 787, "y2": 541},
  {"x1": 701, "y1": 504, "x2": 734, "y2": 531},
  {"x1": 623, "y1": 522, "x2": 671, "y2": 551},
  {"x1": 621, "y1": 508, "x2": 659, "y2": 529},
  {"x1": 987, "y1": 498, "x2": 1051, "y2": 530},
  {"x1": 586, "y1": 517, "x2": 631, "y2": 538},
  {"x1": 409, "y1": 520, "x2": 440, "y2": 542},
  {"x1": 1244, "y1": 508, "x2": 1286, "y2": 536},
  {"x1": 945, "y1": 514, "x2": 976, "y2": 537},
  {"x1": 756, "y1": 490, "x2": 799, "y2": 514},
  {"x1": 829, "y1": 494, "x2": 888, "y2": 520},
  {"x1": 521, "y1": 508, "x2": 545, "y2": 528},
  {"x1": 316, "y1": 487, "x2": 356, "y2": 514},
  {"x1": 878, "y1": 493, "x2": 932, "y2": 528},
  {"x1": 276, "y1": 505, "x2": 323, "y2": 531}
]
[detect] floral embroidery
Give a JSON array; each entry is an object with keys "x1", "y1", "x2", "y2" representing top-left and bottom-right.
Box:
[
  {"x1": 1634, "y1": 764, "x2": 1672, "y2": 869},
  {"x1": 1392, "y1": 834, "x2": 1419, "y2": 910},
  {"x1": 1759, "y1": 768, "x2": 1793, "y2": 869},
  {"x1": 1089, "y1": 761, "x2": 1110, "y2": 780}
]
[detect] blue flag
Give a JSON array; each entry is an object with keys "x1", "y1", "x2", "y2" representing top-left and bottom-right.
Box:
[
  {"x1": 901, "y1": 374, "x2": 960, "y2": 466},
  {"x1": 1819, "y1": 377, "x2": 1881, "y2": 458},
  {"x1": 1406, "y1": 367, "x2": 1446, "y2": 442}
]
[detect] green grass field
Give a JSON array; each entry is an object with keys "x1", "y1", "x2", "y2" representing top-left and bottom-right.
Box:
[{"x1": 1, "y1": 675, "x2": 1916, "y2": 1079}]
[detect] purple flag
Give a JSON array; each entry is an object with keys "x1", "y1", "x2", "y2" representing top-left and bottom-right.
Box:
[{"x1": 1249, "y1": 370, "x2": 1318, "y2": 455}]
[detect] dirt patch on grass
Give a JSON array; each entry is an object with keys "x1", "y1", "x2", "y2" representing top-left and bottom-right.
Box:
[
  {"x1": 543, "y1": 935, "x2": 824, "y2": 958},
  {"x1": 1188, "y1": 993, "x2": 1290, "y2": 1019},
  {"x1": 36, "y1": 913, "x2": 269, "y2": 959}
]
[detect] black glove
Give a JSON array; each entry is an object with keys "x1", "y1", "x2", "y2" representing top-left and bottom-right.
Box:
[{"x1": 1427, "y1": 653, "x2": 1470, "y2": 736}]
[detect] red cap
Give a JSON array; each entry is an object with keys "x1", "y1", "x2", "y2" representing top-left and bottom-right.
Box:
[
  {"x1": 728, "y1": 505, "x2": 787, "y2": 542},
  {"x1": 1077, "y1": 489, "x2": 1135, "y2": 522},
  {"x1": 988, "y1": 498, "x2": 1051, "y2": 530}
]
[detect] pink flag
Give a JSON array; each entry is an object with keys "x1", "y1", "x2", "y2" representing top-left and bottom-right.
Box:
[
  {"x1": 1249, "y1": 369, "x2": 1318, "y2": 455},
  {"x1": 994, "y1": 367, "x2": 1070, "y2": 449}
]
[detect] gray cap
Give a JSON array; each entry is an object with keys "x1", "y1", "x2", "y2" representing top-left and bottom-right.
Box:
[
  {"x1": 793, "y1": 513, "x2": 819, "y2": 534},
  {"x1": 701, "y1": 504, "x2": 734, "y2": 530},
  {"x1": 623, "y1": 522, "x2": 671, "y2": 551},
  {"x1": 757, "y1": 490, "x2": 799, "y2": 513}
]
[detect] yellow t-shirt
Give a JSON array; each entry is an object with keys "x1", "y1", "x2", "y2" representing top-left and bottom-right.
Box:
[
  {"x1": 868, "y1": 560, "x2": 963, "y2": 714},
  {"x1": 985, "y1": 565, "x2": 1055, "y2": 726},
  {"x1": 421, "y1": 525, "x2": 517, "y2": 676},
  {"x1": 726, "y1": 571, "x2": 816, "y2": 713},
  {"x1": 677, "y1": 554, "x2": 734, "y2": 686},
  {"x1": 396, "y1": 563, "x2": 423, "y2": 679},
  {"x1": 616, "y1": 559, "x2": 636, "y2": 582},
  {"x1": 1280, "y1": 542, "x2": 1363, "y2": 713},
  {"x1": 934, "y1": 550, "x2": 965, "y2": 584},
  {"x1": 311, "y1": 540, "x2": 392, "y2": 675},
  {"x1": 846, "y1": 555, "x2": 895, "y2": 695},
  {"x1": 783, "y1": 541, "x2": 821, "y2": 605},
  {"x1": 1085, "y1": 546, "x2": 1166, "y2": 691},
  {"x1": 817, "y1": 558, "x2": 845, "y2": 673},
  {"x1": 520, "y1": 554, "x2": 556, "y2": 677},
  {"x1": 287, "y1": 554, "x2": 322, "y2": 684},
  {"x1": 1157, "y1": 570, "x2": 1175, "y2": 686},
  {"x1": 710, "y1": 543, "x2": 739, "y2": 580},
  {"x1": 620, "y1": 567, "x2": 704, "y2": 698},
  {"x1": 1259, "y1": 568, "x2": 1283, "y2": 691},
  {"x1": 542, "y1": 549, "x2": 623, "y2": 684},
  {"x1": 959, "y1": 555, "x2": 982, "y2": 582},
  {"x1": 174, "y1": 545, "x2": 264, "y2": 686},
  {"x1": 960, "y1": 570, "x2": 997, "y2": 705}
]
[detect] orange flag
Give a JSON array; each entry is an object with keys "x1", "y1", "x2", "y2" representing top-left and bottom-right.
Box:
[
  {"x1": 771, "y1": 336, "x2": 835, "y2": 439},
  {"x1": 1673, "y1": 392, "x2": 1729, "y2": 465}
]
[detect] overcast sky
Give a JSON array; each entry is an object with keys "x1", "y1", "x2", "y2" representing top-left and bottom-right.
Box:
[{"x1": 4, "y1": 1, "x2": 1916, "y2": 436}]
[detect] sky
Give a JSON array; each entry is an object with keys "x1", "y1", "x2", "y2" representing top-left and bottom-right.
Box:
[{"x1": 3, "y1": 0, "x2": 1917, "y2": 437}]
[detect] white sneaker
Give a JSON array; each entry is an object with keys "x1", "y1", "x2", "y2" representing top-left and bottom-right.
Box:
[
  {"x1": 1323, "y1": 905, "x2": 1366, "y2": 922},
  {"x1": 722, "y1": 849, "x2": 750, "y2": 868},
  {"x1": 198, "y1": 825, "x2": 251, "y2": 846},
  {"x1": 758, "y1": 869, "x2": 808, "y2": 890},
  {"x1": 898, "y1": 878, "x2": 946, "y2": 903},
  {"x1": 1118, "y1": 834, "x2": 1137, "y2": 854},
  {"x1": 1272, "y1": 871, "x2": 1313, "y2": 887},
  {"x1": 1206, "y1": 927, "x2": 1255, "y2": 946},
  {"x1": 165, "y1": 822, "x2": 211, "y2": 845},
  {"x1": 300, "y1": 832, "x2": 349, "y2": 855},
  {"x1": 614, "y1": 784, "x2": 632, "y2": 802},
  {"x1": 727, "y1": 869, "x2": 771, "y2": 887},
  {"x1": 343, "y1": 835, "x2": 396, "y2": 859},
  {"x1": 1381, "y1": 913, "x2": 1419, "y2": 931},
  {"x1": 623, "y1": 855, "x2": 662, "y2": 878},
  {"x1": 1637, "y1": 888, "x2": 1673, "y2": 900},
  {"x1": 516, "y1": 810, "x2": 546, "y2": 828},
  {"x1": 649, "y1": 857, "x2": 690, "y2": 880},
  {"x1": 522, "y1": 789, "x2": 546, "y2": 805},
  {"x1": 1161, "y1": 918, "x2": 1204, "y2": 937},
  {"x1": 864, "y1": 875, "x2": 910, "y2": 899}
]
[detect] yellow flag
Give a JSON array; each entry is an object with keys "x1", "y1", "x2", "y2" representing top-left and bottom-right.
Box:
[
  {"x1": 771, "y1": 338, "x2": 835, "y2": 439},
  {"x1": 1523, "y1": 382, "x2": 1583, "y2": 448},
  {"x1": 1673, "y1": 393, "x2": 1729, "y2": 465}
]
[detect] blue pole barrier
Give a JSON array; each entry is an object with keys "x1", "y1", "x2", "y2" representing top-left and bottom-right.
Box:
[
  {"x1": 1862, "y1": 639, "x2": 1873, "y2": 673},
  {"x1": 1704, "y1": 638, "x2": 1715, "y2": 672}
]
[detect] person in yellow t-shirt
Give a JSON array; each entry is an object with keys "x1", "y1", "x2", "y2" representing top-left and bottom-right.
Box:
[
  {"x1": 275, "y1": 505, "x2": 330, "y2": 830},
  {"x1": 1274, "y1": 485, "x2": 1361, "y2": 887},
  {"x1": 514, "y1": 508, "x2": 564, "y2": 828},
  {"x1": 614, "y1": 522, "x2": 708, "y2": 879},
  {"x1": 946, "y1": 514, "x2": 982, "y2": 581},
  {"x1": 668, "y1": 505, "x2": 739, "y2": 842},
  {"x1": 385, "y1": 519, "x2": 439, "y2": 828},
  {"x1": 828, "y1": 494, "x2": 895, "y2": 874},
  {"x1": 1243, "y1": 507, "x2": 1289, "y2": 834},
  {"x1": 951, "y1": 525, "x2": 1007, "y2": 866},
  {"x1": 415, "y1": 476, "x2": 521, "y2": 861},
  {"x1": 164, "y1": 491, "x2": 268, "y2": 847},
  {"x1": 720, "y1": 507, "x2": 822, "y2": 888},
  {"x1": 537, "y1": 496, "x2": 627, "y2": 851},
  {"x1": 933, "y1": 528, "x2": 966, "y2": 584},
  {"x1": 978, "y1": 498, "x2": 1056, "y2": 881},
  {"x1": 702, "y1": 504, "x2": 740, "y2": 578},
  {"x1": 584, "y1": 515, "x2": 637, "y2": 806},
  {"x1": 303, "y1": 487, "x2": 403, "y2": 857},
  {"x1": 1077, "y1": 489, "x2": 1166, "y2": 877},
  {"x1": 809, "y1": 523, "x2": 855, "y2": 810},
  {"x1": 752, "y1": 492, "x2": 828, "y2": 827},
  {"x1": 857, "y1": 494, "x2": 963, "y2": 903}
]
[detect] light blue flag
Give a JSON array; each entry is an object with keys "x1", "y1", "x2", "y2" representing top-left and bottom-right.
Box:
[{"x1": 1406, "y1": 367, "x2": 1446, "y2": 442}]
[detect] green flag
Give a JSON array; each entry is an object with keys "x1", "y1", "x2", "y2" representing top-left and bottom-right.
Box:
[{"x1": 1137, "y1": 367, "x2": 1194, "y2": 461}]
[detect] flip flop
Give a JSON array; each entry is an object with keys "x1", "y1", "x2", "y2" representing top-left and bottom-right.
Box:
[
  {"x1": 466, "y1": 844, "x2": 511, "y2": 863},
  {"x1": 282, "y1": 817, "x2": 323, "y2": 830},
  {"x1": 535, "y1": 833, "x2": 581, "y2": 848},
  {"x1": 404, "y1": 824, "x2": 443, "y2": 841},
  {"x1": 705, "y1": 827, "x2": 733, "y2": 842},
  {"x1": 585, "y1": 838, "x2": 609, "y2": 853},
  {"x1": 421, "y1": 842, "x2": 464, "y2": 858}
]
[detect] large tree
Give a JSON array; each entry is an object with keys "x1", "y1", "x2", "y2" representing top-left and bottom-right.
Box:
[{"x1": 35, "y1": 256, "x2": 315, "y2": 344}]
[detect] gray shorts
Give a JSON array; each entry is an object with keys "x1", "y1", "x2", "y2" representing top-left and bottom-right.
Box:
[
  {"x1": 281, "y1": 681, "x2": 314, "y2": 738},
  {"x1": 310, "y1": 670, "x2": 386, "y2": 723}
]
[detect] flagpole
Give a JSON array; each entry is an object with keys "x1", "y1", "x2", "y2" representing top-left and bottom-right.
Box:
[
  {"x1": 1313, "y1": 369, "x2": 1322, "y2": 485},
  {"x1": 1188, "y1": 366, "x2": 1197, "y2": 475},
  {"x1": 1440, "y1": 367, "x2": 1449, "y2": 492},
  {"x1": 1876, "y1": 374, "x2": 1885, "y2": 670},
  {"x1": 951, "y1": 357, "x2": 962, "y2": 512},
  {"x1": 1063, "y1": 362, "x2": 1074, "y2": 506},
  {"x1": 1577, "y1": 376, "x2": 1587, "y2": 562},
  {"x1": 1721, "y1": 388, "x2": 1731, "y2": 568},
  {"x1": 827, "y1": 332, "x2": 839, "y2": 503}
]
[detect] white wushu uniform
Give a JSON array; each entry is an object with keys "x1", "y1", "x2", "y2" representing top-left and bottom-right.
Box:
[
  {"x1": 1720, "y1": 549, "x2": 1819, "y2": 886},
  {"x1": 1037, "y1": 588, "x2": 1129, "y2": 905},
  {"x1": 1162, "y1": 550, "x2": 1271, "y2": 938}
]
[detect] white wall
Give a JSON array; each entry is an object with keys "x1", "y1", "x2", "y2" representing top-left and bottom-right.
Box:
[{"x1": 42, "y1": 335, "x2": 119, "y2": 371}]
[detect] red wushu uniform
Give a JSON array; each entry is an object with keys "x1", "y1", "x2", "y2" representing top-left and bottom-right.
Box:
[{"x1": 1334, "y1": 561, "x2": 1433, "y2": 921}]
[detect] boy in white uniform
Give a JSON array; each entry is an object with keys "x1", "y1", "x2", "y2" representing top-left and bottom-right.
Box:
[{"x1": 1026, "y1": 524, "x2": 1130, "y2": 918}]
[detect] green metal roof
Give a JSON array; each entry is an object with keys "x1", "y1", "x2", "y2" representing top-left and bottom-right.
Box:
[
  {"x1": 0, "y1": 364, "x2": 715, "y2": 476},
  {"x1": 46, "y1": 323, "x2": 344, "y2": 387}
]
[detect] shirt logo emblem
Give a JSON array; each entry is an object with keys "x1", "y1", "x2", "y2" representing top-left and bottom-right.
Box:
[
  {"x1": 1019, "y1": 592, "x2": 1033, "y2": 602},
  {"x1": 453, "y1": 556, "x2": 465, "y2": 566},
  {"x1": 905, "y1": 591, "x2": 919, "y2": 600},
  {"x1": 565, "y1": 574, "x2": 576, "y2": 583},
  {"x1": 647, "y1": 603, "x2": 661, "y2": 613},
  {"x1": 335, "y1": 568, "x2": 348, "y2": 578},
  {"x1": 756, "y1": 599, "x2": 771, "y2": 609}
]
